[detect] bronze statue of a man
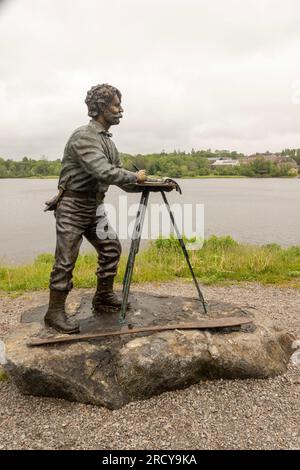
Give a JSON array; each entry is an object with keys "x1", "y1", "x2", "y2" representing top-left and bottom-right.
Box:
[{"x1": 44, "y1": 84, "x2": 147, "y2": 334}]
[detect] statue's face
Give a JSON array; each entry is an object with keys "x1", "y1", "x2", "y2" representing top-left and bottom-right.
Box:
[{"x1": 102, "y1": 94, "x2": 123, "y2": 126}]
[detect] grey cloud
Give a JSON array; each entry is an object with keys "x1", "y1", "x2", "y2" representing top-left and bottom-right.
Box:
[{"x1": 0, "y1": 0, "x2": 300, "y2": 159}]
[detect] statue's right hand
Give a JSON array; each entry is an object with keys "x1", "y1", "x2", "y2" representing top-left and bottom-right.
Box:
[{"x1": 136, "y1": 169, "x2": 147, "y2": 183}]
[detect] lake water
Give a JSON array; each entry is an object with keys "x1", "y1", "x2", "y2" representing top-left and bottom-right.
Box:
[{"x1": 0, "y1": 178, "x2": 299, "y2": 264}]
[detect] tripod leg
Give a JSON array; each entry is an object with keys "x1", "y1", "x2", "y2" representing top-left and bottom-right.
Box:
[
  {"x1": 120, "y1": 191, "x2": 149, "y2": 324},
  {"x1": 160, "y1": 191, "x2": 207, "y2": 314},
  {"x1": 122, "y1": 191, "x2": 147, "y2": 292}
]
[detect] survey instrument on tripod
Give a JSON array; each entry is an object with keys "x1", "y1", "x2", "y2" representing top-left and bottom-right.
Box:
[{"x1": 119, "y1": 170, "x2": 207, "y2": 324}]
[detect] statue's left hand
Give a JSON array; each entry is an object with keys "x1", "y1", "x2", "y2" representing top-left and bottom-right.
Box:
[
  {"x1": 163, "y1": 178, "x2": 182, "y2": 194},
  {"x1": 163, "y1": 182, "x2": 177, "y2": 192}
]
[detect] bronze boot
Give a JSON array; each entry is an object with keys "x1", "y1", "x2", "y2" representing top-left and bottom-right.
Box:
[
  {"x1": 92, "y1": 276, "x2": 129, "y2": 312},
  {"x1": 44, "y1": 289, "x2": 80, "y2": 334}
]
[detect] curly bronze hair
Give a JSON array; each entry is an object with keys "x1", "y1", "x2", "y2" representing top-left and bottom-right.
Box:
[{"x1": 85, "y1": 83, "x2": 122, "y2": 118}]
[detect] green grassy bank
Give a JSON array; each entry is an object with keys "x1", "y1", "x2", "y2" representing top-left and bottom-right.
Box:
[{"x1": 1, "y1": 236, "x2": 300, "y2": 293}]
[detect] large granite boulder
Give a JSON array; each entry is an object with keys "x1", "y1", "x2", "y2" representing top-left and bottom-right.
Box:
[{"x1": 3, "y1": 292, "x2": 293, "y2": 409}]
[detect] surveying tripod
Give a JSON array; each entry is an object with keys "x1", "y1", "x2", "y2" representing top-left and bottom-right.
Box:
[{"x1": 120, "y1": 179, "x2": 207, "y2": 324}]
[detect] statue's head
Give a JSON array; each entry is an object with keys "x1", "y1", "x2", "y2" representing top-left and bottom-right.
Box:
[{"x1": 85, "y1": 83, "x2": 123, "y2": 127}]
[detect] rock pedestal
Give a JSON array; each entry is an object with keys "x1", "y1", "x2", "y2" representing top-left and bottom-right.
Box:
[{"x1": 3, "y1": 292, "x2": 293, "y2": 409}]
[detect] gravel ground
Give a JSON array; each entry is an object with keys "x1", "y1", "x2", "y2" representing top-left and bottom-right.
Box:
[{"x1": 0, "y1": 281, "x2": 299, "y2": 450}]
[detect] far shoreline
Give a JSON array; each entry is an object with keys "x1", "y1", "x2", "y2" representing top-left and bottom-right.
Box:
[{"x1": 0, "y1": 175, "x2": 299, "y2": 180}]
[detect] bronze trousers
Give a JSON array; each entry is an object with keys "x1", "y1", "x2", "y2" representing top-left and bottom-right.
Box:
[{"x1": 49, "y1": 196, "x2": 121, "y2": 292}]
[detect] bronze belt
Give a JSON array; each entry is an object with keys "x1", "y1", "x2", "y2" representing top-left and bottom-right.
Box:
[{"x1": 62, "y1": 190, "x2": 98, "y2": 199}]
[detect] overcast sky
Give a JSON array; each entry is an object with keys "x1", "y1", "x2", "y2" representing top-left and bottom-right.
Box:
[{"x1": 0, "y1": 0, "x2": 300, "y2": 159}]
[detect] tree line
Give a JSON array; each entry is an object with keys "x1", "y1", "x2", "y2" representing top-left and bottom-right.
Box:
[
  {"x1": 121, "y1": 151, "x2": 299, "y2": 177},
  {"x1": 0, "y1": 157, "x2": 62, "y2": 178},
  {"x1": 0, "y1": 149, "x2": 299, "y2": 178}
]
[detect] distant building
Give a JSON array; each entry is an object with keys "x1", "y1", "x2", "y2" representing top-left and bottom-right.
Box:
[
  {"x1": 212, "y1": 159, "x2": 240, "y2": 167},
  {"x1": 284, "y1": 157, "x2": 298, "y2": 169},
  {"x1": 242, "y1": 154, "x2": 279, "y2": 164},
  {"x1": 241, "y1": 154, "x2": 298, "y2": 169},
  {"x1": 207, "y1": 157, "x2": 218, "y2": 164}
]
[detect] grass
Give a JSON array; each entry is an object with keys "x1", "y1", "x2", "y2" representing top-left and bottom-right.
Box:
[
  {"x1": 27, "y1": 175, "x2": 59, "y2": 179},
  {"x1": 0, "y1": 368, "x2": 9, "y2": 382},
  {"x1": 1, "y1": 235, "x2": 300, "y2": 293},
  {"x1": 180, "y1": 175, "x2": 248, "y2": 179}
]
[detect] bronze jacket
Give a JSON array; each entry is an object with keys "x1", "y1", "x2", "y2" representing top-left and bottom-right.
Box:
[{"x1": 58, "y1": 120, "x2": 137, "y2": 194}]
